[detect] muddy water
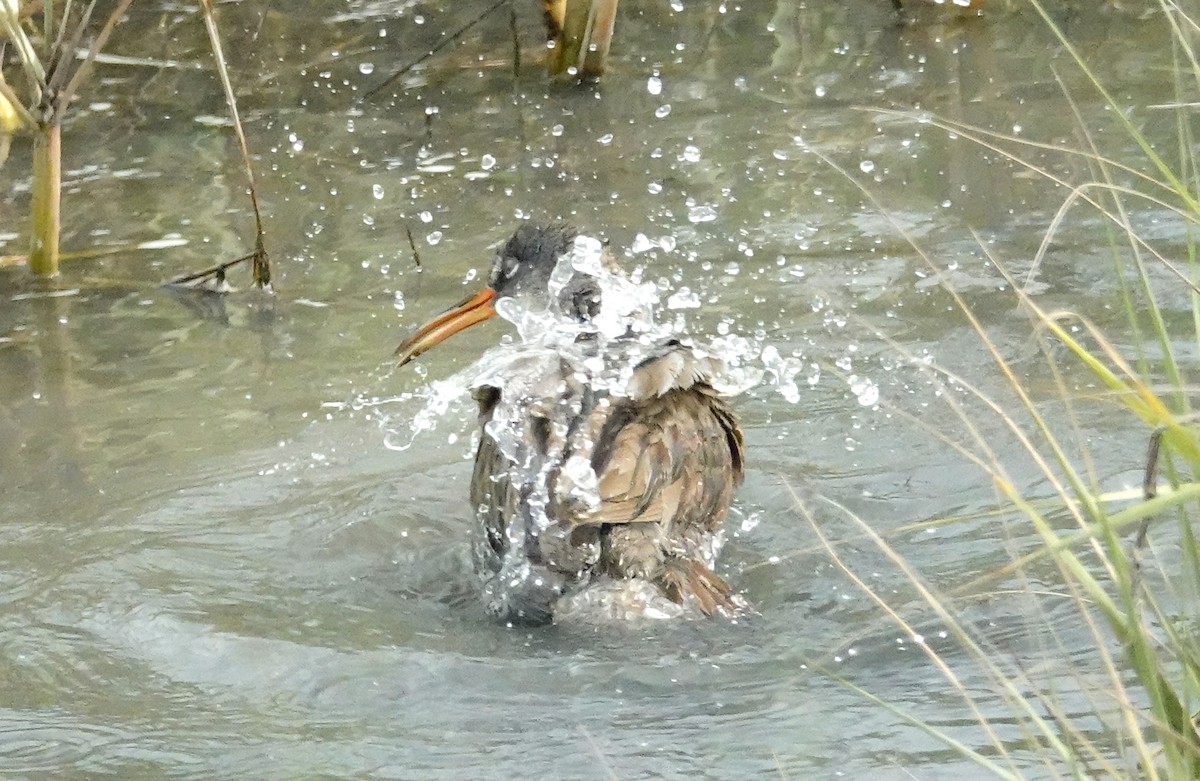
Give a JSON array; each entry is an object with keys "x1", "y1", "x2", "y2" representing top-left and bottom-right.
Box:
[{"x1": 0, "y1": 2, "x2": 1191, "y2": 778}]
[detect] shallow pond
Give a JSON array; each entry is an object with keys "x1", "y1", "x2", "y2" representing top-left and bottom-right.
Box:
[{"x1": 1, "y1": 1, "x2": 1194, "y2": 778}]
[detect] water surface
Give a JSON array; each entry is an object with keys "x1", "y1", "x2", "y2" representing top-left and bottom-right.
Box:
[{"x1": 0, "y1": 1, "x2": 1190, "y2": 778}]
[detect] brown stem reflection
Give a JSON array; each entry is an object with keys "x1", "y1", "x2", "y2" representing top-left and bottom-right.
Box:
[{"x1": 0, "y1": 289, "x2": 94, "y2": 506}]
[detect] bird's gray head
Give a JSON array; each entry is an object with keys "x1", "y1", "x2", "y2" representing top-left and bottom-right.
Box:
[
  {"x1": 490, "y1": 222, "x2": 603, "y2": 322},
  {"x1": 394, "y1": 222, "x2": 611, "y2": 367}
]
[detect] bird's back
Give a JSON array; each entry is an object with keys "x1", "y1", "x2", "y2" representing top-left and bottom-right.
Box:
[{"x1": 468, "y1": 339, "x2": 744, "y2": 622}]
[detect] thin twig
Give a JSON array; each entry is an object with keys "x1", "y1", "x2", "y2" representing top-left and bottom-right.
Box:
[
  {"x1": 1, "y1": 2, "x2": 47, "y2": 87},
  {"x1": 1129, "y1": 426, "x2": 1166, "y2": 606},
  {"x1": 50, "y1": 0, "x2": 116, "y2": 120},
  {"x1": 252, "y1": 0, "x2": 273, "y2": 42},
  {"x1": 49, "y1": 1, "x2": 76, "y2": 76},
  {"x1": 1144, "y1": 428, "x2": 1165, "y2": 502},
  {"x1": 508, "y1": 0, "x2": 521, "y2": 80},
  {"x1": 359, "y1": 0, "x2": 510, "y2": 102},
  {"x1": 199, "y1": 0, "x2": 271, "y2": 289},
  {"x1": 405, "y1": 225, "x2": 422, "y2": 268},
  {"x1": 166, "y1": 252, "x2": 258, "y2": 287}
]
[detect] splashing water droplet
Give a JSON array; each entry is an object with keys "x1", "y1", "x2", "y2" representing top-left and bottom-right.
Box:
[
  {"x1": 631, "y1": 234, "x2": 657, "y2": 254},
  {"x1": 666, "y1": 287, "x2": 700, "y2": 310},
  {"x1": 850, "y1": 376, "x2": 880, "y2": 406},
  {"x1": 389, "y1": 231, "x2": 819, "y2": 612},
  {"x1": 760, "y1": 345, "x2": 803, "y2": 403}
]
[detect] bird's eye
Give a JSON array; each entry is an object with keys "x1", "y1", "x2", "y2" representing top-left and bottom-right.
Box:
[{"x1": 490, "y1": 257, "x2": 521, "y2": 288}]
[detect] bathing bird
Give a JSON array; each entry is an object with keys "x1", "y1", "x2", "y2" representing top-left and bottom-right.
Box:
[{"x1": 396, "y1": 223, "x2": 745, "y2": 623}]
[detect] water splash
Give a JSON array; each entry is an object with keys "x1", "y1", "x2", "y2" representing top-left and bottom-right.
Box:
[{"x1": 384, "y1": 233, "x2": 819, "y2": 618}]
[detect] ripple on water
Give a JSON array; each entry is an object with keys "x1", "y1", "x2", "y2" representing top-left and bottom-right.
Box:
[{"x1": 0, "y1": 714, "x2": 132, "y2": 775}]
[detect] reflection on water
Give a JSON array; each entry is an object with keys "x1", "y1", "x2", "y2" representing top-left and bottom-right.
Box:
[{"x1": 0, "y1": 2, "x2": 1188, "y2": 778}]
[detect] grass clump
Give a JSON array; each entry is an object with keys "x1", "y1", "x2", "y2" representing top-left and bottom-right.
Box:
[{"x1": 808, "y1": 1, "x2": 1200, "y2": 777}]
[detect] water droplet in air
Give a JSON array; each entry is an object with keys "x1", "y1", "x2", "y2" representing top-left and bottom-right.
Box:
[
  {"x1": 666, "y1": 287, "x2": 701, "y2": 309},
  {"x1": 631, "y1": 234, "x2": 657, "y2": 254},
  {"x1": 850, "y1": 376, "x2": 879, "y2": 406}
]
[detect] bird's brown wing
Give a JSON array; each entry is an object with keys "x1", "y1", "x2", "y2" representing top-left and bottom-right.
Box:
[
  {"x1": 580, "y1": 385, "x2": 743, "y2": 534},
  {"x1": 471, "y1": 343, "x2": 746, "y2": 616},
  {"x1": 573, "y1": 383, "x2": 743, "y2": 614},
  {"x1": 568, "y1": 340, "x2": 743, "y2": 532}
]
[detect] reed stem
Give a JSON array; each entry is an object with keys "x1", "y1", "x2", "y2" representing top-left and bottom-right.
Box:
[{"x1": 29, "y1": 122, "x2": 61, "y2": 278}]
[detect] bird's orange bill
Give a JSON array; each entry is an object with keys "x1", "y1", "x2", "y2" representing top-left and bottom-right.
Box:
[{"x1": 395, "y1": 286, "x2": 498, "y2": 367}]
